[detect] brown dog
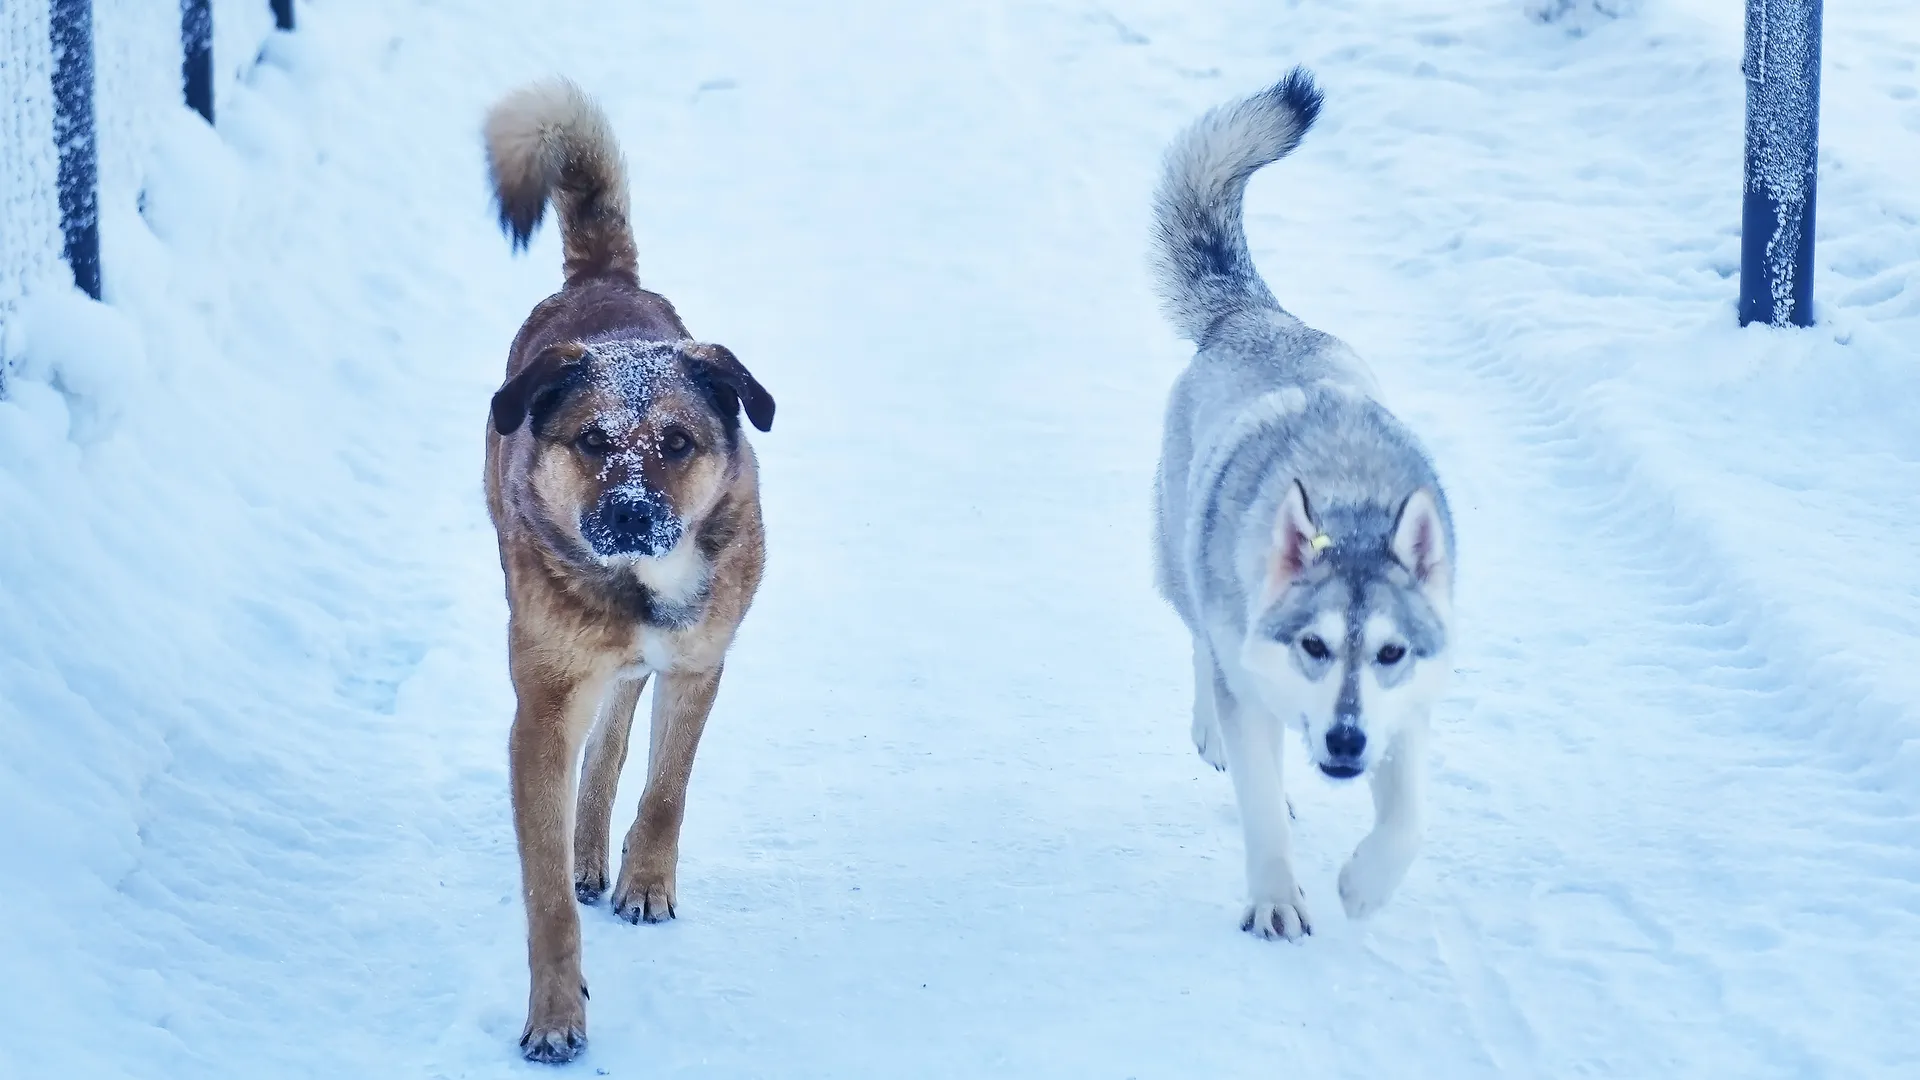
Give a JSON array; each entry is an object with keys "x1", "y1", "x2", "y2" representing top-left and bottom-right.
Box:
[{"x1": 481, "y1": 79, "x2": 773, "y2": 1064}]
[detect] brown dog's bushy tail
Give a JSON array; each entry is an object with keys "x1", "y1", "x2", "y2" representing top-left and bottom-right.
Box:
[{"x1": 484, "y1": 78, "x2": 638, "y2": 286}]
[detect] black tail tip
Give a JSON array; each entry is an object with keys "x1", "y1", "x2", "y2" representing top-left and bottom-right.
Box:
[
  {"x1": 495, "y1": 199, "x2": 544, "y2": 254},
  {"x1": 1267, "y1": 65, "x2": 1324, "y2": 131}
]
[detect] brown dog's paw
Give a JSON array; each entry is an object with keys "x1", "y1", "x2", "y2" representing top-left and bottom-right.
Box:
[
  {"x1": 611, "y1": 867, "x2": 676, "y2": 924},
  {"x1": 573, "y1": 858, "x2": 610, "y2": 905},
  {"x1": 573, "y1": 825, "x2": 612, "y2": 905},
  {"x1": 520, "y1": 979, "x2": 588, "y2": 1064}
]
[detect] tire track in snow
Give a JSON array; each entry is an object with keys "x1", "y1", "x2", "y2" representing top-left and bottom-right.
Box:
[
  {"x1": 1404, "y1": 334, "x2": 1832, "y2": 1075},
  {"x1": 1430, "y1": 909, "x2": 1538, "y2": 1074}
]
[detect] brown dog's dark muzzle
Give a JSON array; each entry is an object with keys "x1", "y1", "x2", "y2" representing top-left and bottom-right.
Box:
[{"x1": 582, "y1": 489, "x2": 681, "y2": 558}]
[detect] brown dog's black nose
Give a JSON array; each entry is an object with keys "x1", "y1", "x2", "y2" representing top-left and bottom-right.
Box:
[
  {"x1": 584, "y1": 491, "x2": 675, "y2": 557},
  {"x1": 606, "y1": 496, "x2": 650, "y2": 539}
]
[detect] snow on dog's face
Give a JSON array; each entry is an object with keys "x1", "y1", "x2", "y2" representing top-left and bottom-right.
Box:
[
  {"x1": 491, "y1": 338, "x2": 772, "y2": 588},
  {"x1": 1240, "y1": 481, "x2": 1451, "y2": 779}
]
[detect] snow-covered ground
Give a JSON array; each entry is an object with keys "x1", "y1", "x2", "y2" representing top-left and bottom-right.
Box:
[{"x1": 2, "y1": 1, "x2": 1917, "y2": 1076}]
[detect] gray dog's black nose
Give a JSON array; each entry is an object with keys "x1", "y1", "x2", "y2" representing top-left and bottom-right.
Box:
[{"x1": 1325, "y1": 724, "x2": 1366, "y2": 760}]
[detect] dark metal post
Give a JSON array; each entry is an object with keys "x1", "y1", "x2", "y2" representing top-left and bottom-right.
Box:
[
  {"x1": 51, "y1": 0, "x2": 101, "y2": 300},
  {"x1": 272, "y1": 0, "x2": 295, "y2": 32},
  {"x1": 183, "y1": 0, "x2": 214, "y2": 123},
  {"x1": 1739, "y1": 0, "x2": 1823, "y2": 328}
]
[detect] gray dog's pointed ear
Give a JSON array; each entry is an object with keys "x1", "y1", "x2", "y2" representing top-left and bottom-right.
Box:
[
  {"x1": 683, "y1": 343, "x2": 774, "y2": 433},
  {"x1": 1391, "y1": 487, "x2": 1450, "y2": 597},
  {"x1": 1264, "y1": 479, "x2": 1323, "y2": 599},
  {"x1": 492, "y1": 343, "x2": 587, "y2": 436}
]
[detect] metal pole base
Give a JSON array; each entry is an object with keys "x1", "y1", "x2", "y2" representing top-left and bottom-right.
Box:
[{"x1": 1738, "y1": 0, "x2": 1823, "y2": 328}]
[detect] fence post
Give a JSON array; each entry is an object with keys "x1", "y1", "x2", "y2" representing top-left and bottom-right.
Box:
[
  {"x1": 183, "y1": 0, "x2": 214, "y2": 123},
  {"x1": 51, "y1": 0, "x2": 101, "y2": 301},
  {"x1": 1738, "y1": 0, "x2": 1823, "y2": 328},
  {"x1": 272, "y1": 0, "x2": 295, "y2": 32}
]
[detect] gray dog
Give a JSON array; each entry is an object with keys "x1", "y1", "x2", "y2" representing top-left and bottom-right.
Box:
[{"x1": 1151, "y1": 69, "x2": 1456, "y2": 941}]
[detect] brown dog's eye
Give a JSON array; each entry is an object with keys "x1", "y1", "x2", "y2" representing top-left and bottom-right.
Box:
[
  {"x1": 1300, "y1": 635, "x2": 1331, "y2": 661},
  {"x1": 575, "y1": 428, "x2": 611, "y2": 456},
  {"x1": 661, "y1": 427, "x2": 695, "y2": 459},
  {"x1": 1377, "y1": 643, "x2": 1407, "y2": 665}
]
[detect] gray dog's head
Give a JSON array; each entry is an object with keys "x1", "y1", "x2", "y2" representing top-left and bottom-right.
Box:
[{"x1": 1241, "y1": 481, "x2": 1453, "y2": 779}]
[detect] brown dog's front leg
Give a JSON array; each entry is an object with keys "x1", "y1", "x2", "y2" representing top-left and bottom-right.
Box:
[
  {"x1": 511, "y1": 656, "x2": 607, "y2": 1064},
  {"x1": 613, "y1": 665, "x2": 722, "y2": 924},
  {"x1": 573, "y1": 675, "x2": 647, "y2": 904}
]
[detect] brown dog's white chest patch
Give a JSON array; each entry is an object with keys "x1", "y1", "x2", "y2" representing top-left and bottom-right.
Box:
[
  {"x1": 624, "y1": 628, "x2": 678, "y2": 675},
  {"x1": 629, "y1": 540, "x2": 709, "y2": 608},
  {"x1": 622, "y1": 623, "x2": 699, "y2": 676}
]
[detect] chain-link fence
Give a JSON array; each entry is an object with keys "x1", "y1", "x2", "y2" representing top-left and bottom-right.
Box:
[{"x1": 1, "y1": 1, "x2": 294, "y2": 389}]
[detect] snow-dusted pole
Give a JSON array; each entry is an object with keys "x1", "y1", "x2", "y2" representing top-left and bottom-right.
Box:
[
  {"x1": 51, "y1": 0, "x2": 100, "y2": 300},
  {"x1": 272, "y1": 0, "x2": 296, "y2": 32},
  {"x1": 1739, "y1": 0, "x2": 1822, "y2": 327},
  {"x1": 183, "y1": 0, "x2": 214, "y2": 123}
]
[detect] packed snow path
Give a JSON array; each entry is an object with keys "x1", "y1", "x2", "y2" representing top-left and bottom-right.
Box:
[{"x1": 6, "y1": 1, "x2": 1917, "y2": 1077}]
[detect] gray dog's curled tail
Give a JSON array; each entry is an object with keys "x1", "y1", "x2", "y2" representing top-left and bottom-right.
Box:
[
  {"x1": 484, "y1": 78, "x2": 638, "y2": 286},
  {"x1": 1149, "y1": 68, "x2": 1323, "y2": 342}
]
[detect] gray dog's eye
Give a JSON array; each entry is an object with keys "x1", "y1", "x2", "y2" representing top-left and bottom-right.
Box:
[
  {"x1": 575, "y1": 428, "x2": 611, "y2": 456},
  {"x1": 1300, "y1": 635, "x2": 1331, "y2": 661},
  {"x1": 1376, "y1": 643, "x2": 1406, "y2": 665},
  {"x1": 661, "y1": 427, "x2": 696, "y2": 459}
]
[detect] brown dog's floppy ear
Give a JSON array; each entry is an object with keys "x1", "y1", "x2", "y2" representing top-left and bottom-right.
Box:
[
  {"x1": 684, "y1": 343, "x2": 774, "y2": 433},
  {"x1": 492, "y1": 343, "x2": 587, "y2": 436}
]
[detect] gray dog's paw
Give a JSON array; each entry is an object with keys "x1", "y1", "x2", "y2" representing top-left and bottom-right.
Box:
[
  {"x1": 1192, "y1": 715, "x2": 1228, "y2": 771},
  {"x1": 1241, "y1": 890, "x2": 1314, "y2": 942},
  {"x1": 1337, "y1": 830, "x2": 1416, "y2": 920}
]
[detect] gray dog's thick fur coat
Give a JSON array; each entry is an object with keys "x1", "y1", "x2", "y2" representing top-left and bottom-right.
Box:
[{"x1": 1150, "y1": 69, "x2": 1457, "y2": 940}]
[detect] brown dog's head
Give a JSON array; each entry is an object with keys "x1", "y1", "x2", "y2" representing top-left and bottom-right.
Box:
[{"x1": 491, "y1": 338, "x2": 773, "y2": 564}]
